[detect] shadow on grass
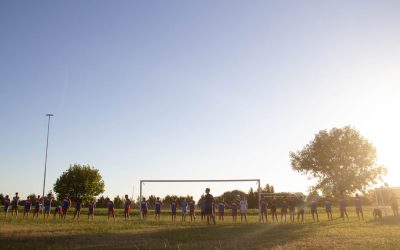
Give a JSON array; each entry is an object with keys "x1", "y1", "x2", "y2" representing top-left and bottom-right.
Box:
[
  {"x1": 0, "y1": 223, "x2": 315, "y2": 249},
  {"x1": 365, "y1": 216, "x2": 400, "y2": 226}
]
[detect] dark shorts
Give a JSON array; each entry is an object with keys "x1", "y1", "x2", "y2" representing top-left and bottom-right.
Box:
[
  {"x1": 142, "y1": 209, "x2": 147, "y2": 215},
  {"x1": 12, "y1": 205, "x2": 18, "y2": 210},
  {"x1": 311, "y1": 208, "x2": 317, "y2": 214},
  {"x1": 44, "y1": 206, "x2": 51, "y2": 213},
  {"x1": 205, "y1": 207, "x2": 213, "y2": 215},
  {"x1": 62, "y1": 208, "x2": 68, "y2": 214},
  {"x1": 88, "y1": 210, "x2": 94, "y2": 215},
  {"x1": 190, "y1": 210, "x2": 194, "y2": 215},
  {"x1": 155, "y1": 210, "x2": 160, "y2": 215},
  {"x1": 281, "y1": 208, "x2": 287, "y2": 214},
  {"x1": 172, "y1": 211, "x2": 176, "y2": 216},
  {"x1": 356, "y1": 207, "x2": 363, "y2": 213},
  {"x1": 219, "y1": 211, "x2": 224, "y2": 216},
  {"x1": 125, "y1": 207, "x2": 131, "y2": 213}
]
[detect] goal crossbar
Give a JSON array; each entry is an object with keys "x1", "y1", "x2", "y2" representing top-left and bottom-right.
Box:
[{"x1": 139, "y1": 179, "x2": 262, "y2": 221}]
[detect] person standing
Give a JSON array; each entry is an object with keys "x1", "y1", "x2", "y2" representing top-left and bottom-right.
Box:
[
  {"x1": 339, "y1": 195, "x2": 349, "y2": 221},
  {"x1": 240, "y1": 197, "x2": 248, "y2": 222},
  {"x1": 231, "y1": 200, "x2": 238, "y2": 222},
  {"x1": 73, "y1": 195, "x2": 83, "y2": 220},
  {"x1": 354, "y1": 193, "x2": 364, "y2": 220},
  {"x1": 325, "y1": 197, "x2": 333, "y2": 221},
  {"x1": 11, "y1": 192, "x2": 20, "y2": 218},
  {"x1": 88, "y1": 198, "x2": 95, "y2": 220},
  {"x1": 62, "y1": 195, "x2": 72, "y2": 221},
  {"x1": 189, "y1": 198, "x2": 196, "y2": 222},
  {"x1": 171, "y1": 198, "x2": 177, "y2": 222},
  {"x1": 281, "y1": 196, "x2": 288, "y2": 223},
  {"x1": 43, "y1": 194, "x2": 53, "y2": 219},
  {"x1": 124, "y1": 194, "x2": 132, "y2": 221},
  {"x1": 310, "y1": 198, "x2": 319, "y2": 222},
  {"x1": 260, "y1": 197, "x2": 268, "y2": 223},
  {"x1": 155, "y1": 197, "x2": 162, "y2": 221},
  {"x1": 180, "y1": 198, "x2": 188, "y2": 221},
  {"x1": 3, "y1": 195, "x2": 10, "y2": 219},
  {"x1": 204, "y1": 188, "x2": 216, "y2": 225}
]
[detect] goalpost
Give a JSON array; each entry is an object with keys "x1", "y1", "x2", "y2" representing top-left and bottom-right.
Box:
[
  {"x1": 374, "y1": 187, "x2": 400, "y2": 216},
  {"x1": 139, "y1": 179, "x2": 262, "y2": 221}
]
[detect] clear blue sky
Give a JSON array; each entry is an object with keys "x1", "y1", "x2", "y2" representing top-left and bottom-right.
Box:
[{"x1": 1, "y1": 1, "x2": 399, "y2": 200}]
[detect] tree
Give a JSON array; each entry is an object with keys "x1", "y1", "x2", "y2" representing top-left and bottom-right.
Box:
[
  {"x1": 53, "y1": 164, "x2": 105, "y2": 203},
  {"x1": 113, "y1": 195, "x2": 123, "y2": 209},
  {"x1": 290, "y1": 126, "x2": 386, "y2": 197}
]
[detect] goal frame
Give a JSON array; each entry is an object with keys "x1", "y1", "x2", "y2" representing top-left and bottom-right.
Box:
[
  {"x1": 139, "y1": 179, "x2": 262, "y2": 221},
  {"x1": 374, "y1": 187, "x2": 400, "y2": 216}
]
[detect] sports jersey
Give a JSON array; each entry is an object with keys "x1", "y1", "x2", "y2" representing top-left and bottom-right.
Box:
[
  {"x1": 189, "y1": 201, "x2": 195, "y2": 212},
  {"x1": 155, "y1": 201, "x2": 162, "y2": 213},
  {"x1": 125, "y1": 199, "x2": 131, "y2": 209},
  {"x1": 325, "y1": 201, "x2": 332, "y2": 211},
  {"x1": 3, "y1": 199, "x2": 10, "y2": 211},
  {"x1": 34, "y1": 199, "x2": 41, "y2": 210},
  {"x1": 140, "y1": 201, "x2": 148, "y2": 211},
  {"x1": 24, "y1": 200, "x2": 31, "y2": 210},
  {"x1": 12, "y1": 196, "x2": 19, "y2": 206},
  {"x1": 281, "y1": 200, "x2": 288, "y2": 209},
  {"x1": 75, "y1": 199, "x2": 82, "y2": 210},
  {"x1": 204, "y1": 194, "x2": 214, "y2": 210},
  {"x1": 310, "y1": 200, "x2": 317, "y2": 210},
  {"x1": 218, "y1": 202, "x2": 225, "y2": 212},
  {"x1": 231, "y1": 203, "x2": 238, "y2": 214},
  {"x1": 181, "y1": 201, "x2": 188, "y2": 211},
  {"x1": 260, "y1": 200, "x2": 267, "y2": 212},
  {"x1": 88, "y1": 203, "x2": 94, "y2": 214},
  {"x1": 63, "y1": 199, "x2": 70, "y2": 209},
  {"x1": 107, "y1": 201, "x2": 114, "y2": 209},
  {"x1": 200, "y1": 202, "x2": 205, "y2": 213},
  {"x1": 171, "y1": 202, "x2": 177, "y2": 212},
  {"x1": 240, "y1": 200, "x2": 247, "y2": 213},
  {"x1": 44, "y1": 199, "x2": 52, "y2": 207}
]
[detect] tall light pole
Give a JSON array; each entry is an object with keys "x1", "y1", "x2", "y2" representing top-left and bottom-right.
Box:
[{"x1": 42, "y1": 114, "x2": 54, "y2": 199}]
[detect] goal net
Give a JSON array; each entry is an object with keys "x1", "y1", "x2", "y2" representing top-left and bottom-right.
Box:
[{"x1": 374, "y1": 187, "x2": 400, "y2": 216}]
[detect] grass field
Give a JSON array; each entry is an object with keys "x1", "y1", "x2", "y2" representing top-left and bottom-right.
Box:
[{"x1": 0, "y1": 207, "x2": 399, "y2": 249}]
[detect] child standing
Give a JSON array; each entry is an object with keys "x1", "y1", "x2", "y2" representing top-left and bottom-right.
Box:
[
  {"x1": 23, "y1": 197, "x2": 31, "y2": 218},
  {"x1": 88, "y1": 199, "x2": 95, "y2": 220},
  {"x1": 240, "y1": 197, "x2": 248, "y2": 222},
  {"x1": 124, "y1": 195, "x2": 132, "y2": 221},
  {"x1": 11, "y1": 192, "x2": 20, "y2": 218},
  {"x1": 171, "y1": 199, "x2": 177, "y2": 222},
  {"x1": 155, "y1": 197, "x2": 162, "y2": 221},
  {"x1": 325, "y1": 197, "x2": 333, "y2": 221},
  {"x1": 3, "y1": 195, "x2": 10, "y2": 219},
  {"x1": 218, "y1": 199, "x2": 225, "y2": 222}
]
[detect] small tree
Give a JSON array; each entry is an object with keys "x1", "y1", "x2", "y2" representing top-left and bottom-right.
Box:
[
  {"x1": 290, "y1": 126, "x2": 386, "y2": 197},
  {"x1": 113, "y1": 195, "x2": 123, "y2": 209},
  {"x1": 53, "y1": 164, "x2": 105, "y2": 203}
]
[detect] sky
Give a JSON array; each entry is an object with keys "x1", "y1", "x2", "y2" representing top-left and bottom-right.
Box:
[{"x1": 1, "y1": 1, "x2": 399, "y2": 200}]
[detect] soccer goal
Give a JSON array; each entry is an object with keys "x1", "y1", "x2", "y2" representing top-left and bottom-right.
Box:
[
  {"x1": 374, "y1": 187, "x2": 400, "y2": 216},
  {"x1": 139, "y1": 179, "x2": 262, "y2": 221}
]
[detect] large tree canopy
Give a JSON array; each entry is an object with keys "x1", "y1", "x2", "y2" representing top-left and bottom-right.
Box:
[
  {"x1": 290, "y1": 126, "x2": 386, "y2": 196},
  {"x1": 53, "y1": 164, "x2": 105, "y2": 202}
]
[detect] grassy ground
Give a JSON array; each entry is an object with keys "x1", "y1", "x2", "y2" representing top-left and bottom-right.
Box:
[{"x1": 0, "y1": 207, "x2": 399, "y2": 249}]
